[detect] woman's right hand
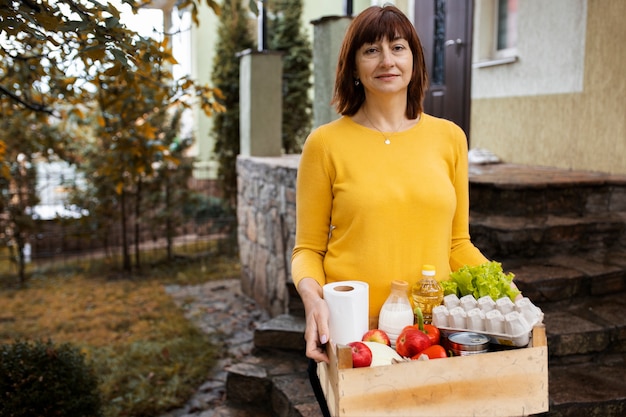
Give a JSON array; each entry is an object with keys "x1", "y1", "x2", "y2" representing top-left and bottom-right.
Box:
[{"x1": 297, "y1": 278, "x2": 331, "y2": 363}]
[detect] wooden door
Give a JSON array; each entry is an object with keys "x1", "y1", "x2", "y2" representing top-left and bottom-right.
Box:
[{"x1": 414, "y1": 0, "x2": 473, "y2": 140}]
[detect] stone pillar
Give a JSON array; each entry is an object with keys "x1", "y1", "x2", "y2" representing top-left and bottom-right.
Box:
[
  {"x1": 311, "y1": 16, "x2": 352, "y2": 128},
  {"x1": 239, "y1": 50, "x2": 283, "y2": 157}
]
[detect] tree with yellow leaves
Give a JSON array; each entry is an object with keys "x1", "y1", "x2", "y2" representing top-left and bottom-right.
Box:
[{"x1": 0, "y1": 0, "x2": 224, "y2": 280}]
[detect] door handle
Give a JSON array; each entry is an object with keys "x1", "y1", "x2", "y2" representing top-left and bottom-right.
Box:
[{"x1": 445, "y1": 38, "x2": 465, "y2": 55}]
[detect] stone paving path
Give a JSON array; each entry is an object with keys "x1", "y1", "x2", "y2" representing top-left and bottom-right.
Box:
[{"x1": 160, "y1": 279, "x2": 273, "y2": 417}]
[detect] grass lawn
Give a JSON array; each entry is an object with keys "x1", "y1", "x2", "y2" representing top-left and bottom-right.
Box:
[{"x1": 0, "y1": 254, "x2": 241, "y2": 417}]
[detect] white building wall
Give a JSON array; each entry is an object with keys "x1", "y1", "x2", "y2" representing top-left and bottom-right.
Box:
[{"x1": 472, "y1": 0, "x2": 587, "y2": 99}]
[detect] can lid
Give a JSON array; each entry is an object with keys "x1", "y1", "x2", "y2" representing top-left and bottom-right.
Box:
[{"x1": 448, "y1": 332, "x2": 490, "y2": 351}]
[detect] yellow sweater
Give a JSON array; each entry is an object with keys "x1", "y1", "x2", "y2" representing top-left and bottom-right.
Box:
[{"x1": 291, "y1": 114, "x2": 488, "y2": 321}]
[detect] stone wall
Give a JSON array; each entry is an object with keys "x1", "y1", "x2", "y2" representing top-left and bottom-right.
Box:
[{"x1": 236, "y1": 155, "x2": 300, "y2": 317}]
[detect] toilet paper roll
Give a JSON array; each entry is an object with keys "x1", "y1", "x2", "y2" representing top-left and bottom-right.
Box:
[{"x1": 323, "y1": 281, "x2": 369, "y2": 345}]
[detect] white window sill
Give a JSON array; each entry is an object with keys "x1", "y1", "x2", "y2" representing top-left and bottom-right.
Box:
[{"x1": 472, "y1": 56, "x2": 518, "y2": 69}]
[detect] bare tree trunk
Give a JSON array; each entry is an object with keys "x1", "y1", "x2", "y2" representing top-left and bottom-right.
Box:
[
  {"x1": 17, "y1": 239, "x2": 26, "y2": 286},
  {"x1": 165, "y1": 173, "x2": 173, "y2": 260},
  {"x1": 134, "y1": 179, "x2": 142, "y2": 269},
  {"x1": 9, "y1": 238, "x2": 27, "y2": 286},
  {"x1": 120, "y1": 189, "x2": 131, "y2": 272}
]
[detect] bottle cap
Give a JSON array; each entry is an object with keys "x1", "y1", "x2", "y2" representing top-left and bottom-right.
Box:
[{"x1": 422, "y1": 264, "x2": 436, "y2": 276}]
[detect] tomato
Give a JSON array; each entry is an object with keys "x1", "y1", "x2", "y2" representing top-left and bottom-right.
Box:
[
  {"x1": 422, "y1": 324, "x2": 440, "y2": 345},
  {"x1": 412, "y1": 344, "x2": 448, "y2": 360}
]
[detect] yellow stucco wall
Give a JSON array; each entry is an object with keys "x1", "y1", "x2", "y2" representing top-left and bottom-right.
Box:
[
  {"x1": 470, "y1": 0, "x2": 626, "y2": 174},
  {"x1": 470, "y1": 0, "x2": 625, "y2": 175}
]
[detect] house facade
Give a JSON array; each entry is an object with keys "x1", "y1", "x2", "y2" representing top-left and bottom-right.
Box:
[
  {"x1": 471, "y1": 0, "x2": 625, "y2": 175},
  {"x1": 185, "y1": 0, "x2": 624, "y2": 176}
]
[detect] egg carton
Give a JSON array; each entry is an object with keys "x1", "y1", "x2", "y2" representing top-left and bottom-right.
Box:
[{"x1": 431, "y1": 295, "x2": 544, "y2": 347}]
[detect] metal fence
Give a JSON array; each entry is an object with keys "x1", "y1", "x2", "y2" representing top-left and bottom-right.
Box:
[
  {"x1": 0, "y1": 165, "x2": 237, "y2": 278},
  {"x1": 1, "y1": 216, "x2": 238, "y2": 280}
]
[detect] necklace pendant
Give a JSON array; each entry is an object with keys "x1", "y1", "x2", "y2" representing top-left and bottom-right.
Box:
[{"x1": 384, "y1": 138, "x2": 391, "y2": 145}]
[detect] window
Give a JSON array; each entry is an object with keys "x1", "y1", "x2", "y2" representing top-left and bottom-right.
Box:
[
  {"x1": 473, "y1": 0, "x2": 518, "y2": 68},
  {"x1": 495, "y1": 0, "x2": 518, "y2": 59}
]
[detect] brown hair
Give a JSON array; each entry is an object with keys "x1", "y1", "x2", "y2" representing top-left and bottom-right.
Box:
[{"x1": 332, "y1": 5, "x2": 428, "y2": 118}]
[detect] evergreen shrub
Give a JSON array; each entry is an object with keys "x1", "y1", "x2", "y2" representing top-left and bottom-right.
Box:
[{"x1": 0, "y1": 340, "x2": 102, "y2": 417}]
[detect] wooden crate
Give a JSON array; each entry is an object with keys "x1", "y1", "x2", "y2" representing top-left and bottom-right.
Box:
[{"x1": 318, "y1": 325, "x2": 548, "y2": 417}]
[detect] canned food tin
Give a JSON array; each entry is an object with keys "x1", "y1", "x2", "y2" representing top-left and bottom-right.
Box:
[{"x1": 447, "y1": 332, "x2": 490, "y2": 356}]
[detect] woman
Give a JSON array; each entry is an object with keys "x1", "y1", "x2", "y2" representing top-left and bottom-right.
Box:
[{"x1": 291, "y1": 5, "x2": 499, "y2": 414}]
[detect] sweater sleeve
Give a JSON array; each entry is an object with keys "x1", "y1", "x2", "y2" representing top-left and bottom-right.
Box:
[
  {"x1": 449, "y1": 126, "x2": 490, "y2": 272},
  {"x1": 291, "y1": 129, "x2": 333, "y2": 289}
]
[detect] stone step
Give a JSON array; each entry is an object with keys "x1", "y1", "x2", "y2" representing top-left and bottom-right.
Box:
[
  {"x1": 225, "y1": 347, "x2": 315, "y2": 417},
  {"x1": 541, "y1": 292, "x2": 626, "y2": 358},
  {"x1": 468, "y1": 164, "x2": 626, "y2": 218},
  {"x1": 470, "y1": 212, "x2": 626, "y2": 259},
  {"x1": 469, "y1": 182, "x2": 626, "y2": 217},
  {"x1": 543, "y1": 355, "x2": 626, "y2": 417},
  {"x1": 254, "y1": 313, "x2": 306, "y2": 352},
  {"x1": 505, "y1": 254, "x2": 626, "y2": 302}
]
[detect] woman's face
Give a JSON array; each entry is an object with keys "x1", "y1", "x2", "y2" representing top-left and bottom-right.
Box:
[{"x1": 354, "y1": 36, "x2": 413, "y2": 99}]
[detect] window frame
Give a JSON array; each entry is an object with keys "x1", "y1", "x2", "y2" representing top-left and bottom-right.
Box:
[
  {"x1": 472, "y1": 0, "x2": 518, "y2": 69},
  {"x1": 493, "y1": 0, "x2": 518, "y2": 60}
]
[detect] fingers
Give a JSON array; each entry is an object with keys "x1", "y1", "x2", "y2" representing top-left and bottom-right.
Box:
[
  {"x1": 314, "y1": 297, "x2": 330, "y2": 344},
  {"x1": 305, "y1": 335, "x2": 329, "y2": 363},
  {"x1": 304, "y1": 321, "x2": 329, "y2": 363},
  {"x1": 297, "y1": 278, "x2": 331, "y2": 363},
  {"x1": 304, "y1": 298, "x2": 331, "y2": 363}
]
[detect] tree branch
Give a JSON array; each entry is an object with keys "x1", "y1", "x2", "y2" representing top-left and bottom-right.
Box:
[{"x1": 0, "y1": 85, "x2": 56, "y2": 117}]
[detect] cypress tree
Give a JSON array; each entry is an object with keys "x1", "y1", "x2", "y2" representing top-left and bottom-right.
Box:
[
  {"x1": 211, "y1": 0, "x2": 255, "y2": 206},
  {"x1": 268, "y1": 0, "x2": 312, "y2": 153}
]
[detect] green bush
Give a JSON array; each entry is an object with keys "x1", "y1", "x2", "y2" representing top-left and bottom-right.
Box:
[{"x1": 0, "y1": 340, "x2": 102, "y2": 417}]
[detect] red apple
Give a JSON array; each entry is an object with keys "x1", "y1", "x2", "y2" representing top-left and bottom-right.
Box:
[
  {"x1": 395, "y1": 327, "x2": 432, "y2": 358},
  {"x1": 347, "y1": 341, "x2": 373, "y2": 368},
  {"x1": 361, "y1": 329, "x2": 391, "y2": 347}
]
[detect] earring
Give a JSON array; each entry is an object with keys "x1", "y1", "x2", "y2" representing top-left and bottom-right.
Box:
[{"x1": 354, "y1": 79, "x2": 361, "y2": 86}]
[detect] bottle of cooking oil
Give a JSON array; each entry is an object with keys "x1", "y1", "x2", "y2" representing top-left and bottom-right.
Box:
[{"x1": 411, "y1": 264, "x2": 444, "y2": 324}]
